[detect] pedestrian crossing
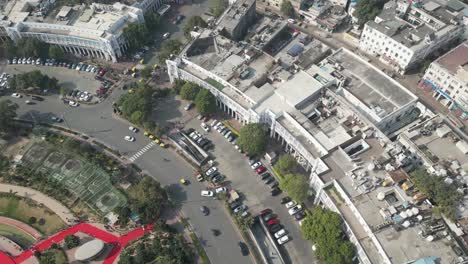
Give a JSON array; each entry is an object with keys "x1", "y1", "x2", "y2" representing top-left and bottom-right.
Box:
[{"x1": 128, "y1": 141, "x2": 156, "y2": 162}]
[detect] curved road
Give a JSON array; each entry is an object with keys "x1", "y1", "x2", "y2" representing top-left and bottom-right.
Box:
[{"x1": 9, "y1": 89, "x2": 252, "y2": 264}]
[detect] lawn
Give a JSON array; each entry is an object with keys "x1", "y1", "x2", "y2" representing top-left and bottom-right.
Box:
[
  {"x1": 0, "y1": 196, "x2": 65, "y2": 235},
  {"x1": 0, "y1": 223, "x2": 36, "y2": 247}
]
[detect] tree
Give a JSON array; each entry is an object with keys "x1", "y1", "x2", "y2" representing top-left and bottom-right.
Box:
[
  {"x1": 301, "y1": 207, "x2": 355, "y2": 264},
  {"x1": 16, "y1": 38, "x2": 48, "y2": 58},
  {"x1": 48, "y1": 46, "x2": 65, "y2": 60},
  {"x1": 410, "y1": 168, "x2": 461, "y2": 220},
  {"x1": 1, "y1": 39, "x2": 17, "y2": 58},
  {"x1": 0, "y1": 100, "x2": 18, "y2": 134},
  {"x1": 183, "y1": 16, "x2": 208, "y2": 38},
  {"x1": 145, "y1": 12, "x2": 160, "y2": 29},
  {"x1": 353, "y1": 0, "x2": 386, "y2": 26},
  {"x1": 209, "y1": 0, "x2": 227, "y2": 17},
  {"x1": 9, "y1": 71, "x2": 59, "y2": 93},
  {"x1": 179, "y1": 82, "x2": 201, "y2": 100},
  {"x1": 281, "y1": 1, "x2": 296, "y2": 18},
  {"x1": 274, "y1": 154, "x2": 298, "y2": 176},
  {"x1": 64, "y1": 235, "x2": 80, "y2": 249},
  {"x1": 123, "y1": 22, "x2": 150, "y2": 51},
  {"x1": 279, "y1": 173, "x2": 309, "y2": 203},
  {"x1": 195, "y1": 89, "x2": 217, "y2": 115},
  {"x1": 28, "y1": 216, "x2": 37, "y2": 224},
  {"x1": 238, "y1": 123, "x2": 267, "y2": 156},
  {"x1": 159, "y1": 39, "x2": 182, "y2": 64},
  {"x1": 140, "y1": 66, "x2": 152, "y2": 79},
  {"x1": 128, "y1": 176, "x2": 168, "y2": 223}
]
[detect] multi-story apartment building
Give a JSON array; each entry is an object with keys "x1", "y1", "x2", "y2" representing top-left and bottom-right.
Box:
[
  {"x1": 217, "y1": 0, "x2": 256, "y2": 41},
  {"x1": 0, "y1": 0, "x2": 164, "y2": 62},
  {"x1": 359, "y1": 0, "x2": 465, "y2": 73},
  {"x1": 419, "y1": 41, "x2": 468, "y2": 119}
]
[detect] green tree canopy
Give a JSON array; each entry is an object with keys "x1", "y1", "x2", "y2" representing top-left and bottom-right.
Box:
[
  {"x1": 16, "y1": 38, "x2": 49, "y2": 58},
  {"x1": 238, "y1": 123, "x2": 267, "y2": 156},
  {"x1": 48, "y1": 46, "x2": 65, "y2": 60},
  {"x1": 281, "y1": 1, "x2": 296, "y2": 18},
  {"x1": 1, "y1": 39, "x2": 17, "y2": 58},
  {"x1": 128, "y1": 176, "x2": 168, "y2": 223},
  {"x1": 274, "y1": 154, "x2": 298, "y2": 176},
  {"x1": 183, "y1": 16, "x2": 208, "y2": 38},
  {"x1": 195, "y1": 89, "x2": 217, "y2": 115},
  {"x1": 123, "y1": 22, "x2": 150, "y2": 51},
  {"x1": 0, "y1": 100, "x2": 18, "y2": 134},
  {"x1": 145, "y1": 12, "x2": 161, "y2": 29},
  {"x1": 410, "y1": 168, "x2": 461, "y2": 220},
  {"x1": 301, "y1": 207, "x2": 355, "y2": 264},
  {"x1": 353, "y1": 0, "x2": 386, "y2": 26},
  {"x1": 140, "y1": 66, "x2": 153, "y2": 79},
  {"x1": 9, "y1": 70, "x2": 59, "y2": 93},
  {"x1": 179, "y1": 82, "x2": 201, "y2": 100},
  {"x1": 117, "y1": 84, "x2": 153, "y2": 125},
  {"x1": 209, "y1": 0, "x2": 227, "y2": 17},
  {"x1": 279, "y1": 173, "x2": 309, "y2": 203},
  {"x1": 159, "y1": 39, "x2": 183, "y2": 64},
  {"x1": 64, "y1": 235, "x2": 80, "y2": 249}
]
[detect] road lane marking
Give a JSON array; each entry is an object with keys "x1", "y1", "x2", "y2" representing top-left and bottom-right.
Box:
[{"x1": 128, "y1": 141, "x2": 156, "y2": 162}]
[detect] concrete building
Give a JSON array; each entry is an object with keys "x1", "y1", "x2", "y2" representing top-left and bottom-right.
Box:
[
  {"x1": 419, "y1": 41, "x2": 468, "y2": 119},
  {"x1": 217, "y1": 0, "x2": 256, "y2": 41},
  {"x1": 359, "y1": 0, "x2": 466, "y2": 73},
  {"x1": 0, "y1": 0, "x2": 164, "y2": 61}
]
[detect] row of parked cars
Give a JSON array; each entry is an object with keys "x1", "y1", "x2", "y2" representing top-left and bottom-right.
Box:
[
  {"x1": 212, "y1": 120, "x2": 237, "y2": 143},
  {"x1": 260, "y1": 209, "x2": 290, "y2": 245},
  {"x1": 248, "y1": 158, "x2": 282, "y2": 196},
  {"x1": 8, "y1": 57, "x2": 107, "y2": 77},
  {"x1": 186, "y1": 128, "x2": 213, "y2": 151},
  {"x1": 0, "y1": 72, "x2": 11, "y2": 90}
]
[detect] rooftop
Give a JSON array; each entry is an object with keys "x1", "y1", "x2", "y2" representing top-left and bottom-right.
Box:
[
  {"x1": 434, "y1": 41, "x2": 468, "y2": 79},
  {"x1": 324, "y1": 48, "x2": 417, "y2": 122},
  {"x1": 217, "y1": 0, "x2": 255, "y2": 33}
]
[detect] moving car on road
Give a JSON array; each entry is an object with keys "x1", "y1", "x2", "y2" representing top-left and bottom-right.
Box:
[
  {"x1": 11, "y1": 93, "x2": 22, "y2": 98},
  {"x1": 68, "y1": 101, "x2": 79, "y2": 107},
  {"x1": 238, "y1": 242, "x2": 249, "y2": 256},
  {"x1": 129, "y1": 126, "x2": 138, "y2": 133},
  {"x1": 200, "y1": 206, "x2": 209, "y2": 215}
]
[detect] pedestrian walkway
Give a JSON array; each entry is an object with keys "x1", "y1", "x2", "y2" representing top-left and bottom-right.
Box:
[
  {"x1": 0, "y1": 222, "x2": 153, "y2": 264},
  {"x1": 128, "y1": 141, "x2": 156, "y2": 162},
  {"x1": 0, "y1": 184, "x2": 77, "y2": 225}
]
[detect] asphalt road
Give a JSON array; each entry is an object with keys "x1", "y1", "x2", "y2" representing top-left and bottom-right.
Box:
[{"x1": 6, "y1": 87, "x2": 252, "y2": 264}]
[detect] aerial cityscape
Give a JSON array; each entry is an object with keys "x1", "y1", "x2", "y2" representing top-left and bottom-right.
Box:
[{"x1": 0, "y1": 0, "x2": 466, "y2": 263}]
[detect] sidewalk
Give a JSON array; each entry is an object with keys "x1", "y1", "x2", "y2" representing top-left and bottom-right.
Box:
[{"x1": 0, "y1": 184, "x2": 77, "y2": 225}]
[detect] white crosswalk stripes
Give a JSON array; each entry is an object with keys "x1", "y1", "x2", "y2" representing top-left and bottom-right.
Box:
[{"x1": 128, "y1": 141, "x2": 156, "y2": 162}]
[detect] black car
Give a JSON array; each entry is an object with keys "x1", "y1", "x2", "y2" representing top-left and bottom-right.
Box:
[
  {"x1": 51, "y1": 116, "x2": 63, "y2": 123},
  {"x1": 271, "y1": 187, "x2": 282, "y2": 196},
  {"x1": 31, "y1": 95, "x2": 44, "y2": 101},
  {"x1": 262, "y1": 213, "x2": 275, "y2": 222},
  {"x1": 295, "y1": 211, "x2": 306, "y2": 221},
  {"x1": 230, "y1": 201, "x2": 241, "y2": 210},
  {"x1": 200, "y1": 206, "x2": 209, "y2": 216},
  {"x1": 238, "y1": 242, "x2": 249, "y2": 256},
  {"x1": 264, "y1": 177, "x2": 274, "y2": 184},
  {"x1": 269, "y1": 224, "x2": 282, "y2": 233},
  {"x1": 185, "y1": 128, "x2": 195, "y2": 135},
  {"x1": 212, "y1": 174, "x2": 222, "y2": 184},
  {"x1": 281, "y1": 197, "x2": 291, "y2": 204},
  {"x1": 260, "y1": 172, "x2": 271, "y2": 180},
  {"x1": 270, "y1": 181, "x2": 279, "y2": 189}
]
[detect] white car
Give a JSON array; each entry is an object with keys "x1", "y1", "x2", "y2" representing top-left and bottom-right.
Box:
[
  {"x1": 288, "y1": 205, "x2": 302, "y2": 215},
  {"x1": 210, "y1": 119, "x2": 218, "y2": 127},
  {"x1": 201, "y1": 123, "x2": 210, "y2": 132},
  {"x1": 201, "y1": 190, "x2": 214, "y2": 197},
  {"x1": 68, "y1": 101, "x2": 79, "y2": 107},
  {"x1": 233, "y1": 204, "x2": 247, "y2": 214},
  {"x1": 274, "y1": 229, "x2": 287, "y2": 239},
  {"x1": 163, "y1": 32, "x2": 170, "y2": 39},
  {"x1": 205, "y1": 166, "x2": 218, "y2": 176},
  {"x1": 124, "y1": 136, "x2": 135, "y2": 142},
  {"x1": 129, "y1": 126, "x2": 138, "y2": 133},
  {"x1": 285, "y1": 201, "x2": 297, "y2": 209},
  {"x1": 251, "y1": 161, "x2": 262, "y2": 170},
  {"x1": 215, "y1": 187, "x2": 227, "y2": 194},
  {"x1": 11, "y1": 93, "x2": 22, "y2": 98},
  {"x1": 277, "y1": 235, "x2": 290, "y2": 245}
]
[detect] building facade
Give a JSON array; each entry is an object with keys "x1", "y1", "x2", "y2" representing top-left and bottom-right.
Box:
[
  {"x1": 419, "y1": 41, "x2": 468, "y2": 119},
  {"x1": 359, "y1": 0, "x2": 465, "y2": 73}
]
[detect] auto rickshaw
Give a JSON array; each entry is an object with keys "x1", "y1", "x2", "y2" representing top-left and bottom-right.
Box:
[
  {"x1": 154, "y1": 138, "x2": 160, "y2": 144},
  {"x1": 180, "y1": 178, "x2": 189, "y2": 185},
  {"x1": 144, "y1": 131, "x2": 149, "y2": 136},
  {"x1": 159, "y1": 142, "x2": 166, "y2": 148},
  {"x1": 149, "y1": 134, "x2": 155, "y2": 139}
]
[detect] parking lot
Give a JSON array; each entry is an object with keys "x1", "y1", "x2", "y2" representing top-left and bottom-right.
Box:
[{"x1": 153, "y1": 94, "x2": 316, "y2": 264}]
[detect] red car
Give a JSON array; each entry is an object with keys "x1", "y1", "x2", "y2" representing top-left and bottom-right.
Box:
[
  {"x1": 97, "y1": 67, "x2": 107, "y2": 77},
  {"x1": 260, "y1": 209, "x2": 272, "y2": 216},
  {"x1": 256, "y1": 166, "x2": 266, "y2": 174},
  {"x1": 266, "y1": 218, "x2": 279, "y2": 226}
]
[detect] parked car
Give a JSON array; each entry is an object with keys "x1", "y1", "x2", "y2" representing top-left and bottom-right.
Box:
[
  {"x1": 11, "y1": 93, "x2": 22, "y2": 98},
  {"x1": 288, "y1": 205, "x2": 303, "y2": 215},
  {"x1": 129, "y1": 126, "x2": 138, "y2": 133},
  {"x1": 238, "y1": 242, "x2": 249, "y2": 256},
  {"x1": 124, "y1": 136, "x2": 135, "y2": 142},
  {"x1": 260, "y1": 209, "x2": 272, "y2": 216},
  {"x1": 229, "y1": 201, "x2": 241, "y2": 210},
  {"x1": 277, "y1": 235, "x2": 290, "y2": 245},
  {"x1": 260, "y1": 173, "x2": 271, "y2": 180},
  {"x1": 274, "y1": 229, "x2": 287, "y2": 239},
  {"x1": 271, "y1": 187, "x2": 282, "y2": 196},
  {"x1": 215, "y1": 187, "x2": 227, "y2": 193},
  {"x1": 285, "y1": 201, "x2": 297, "y2": 209},
  {"x1": 267, "y1": 218, "x2": 279, "y2": 226},
  {"x1": 281, "y1": 197, "x2": 291, "y2": 204},
  {"x1": 184, "y1": 102, "x2": 194, "y2": 111},
  {"x1": 264, "y1": 177, "x2": 274, "y2": 184},
  {"x1": 256, "y1": 166, "x2": 266, "y2": 174},
  {"x1": 251, "y1": 161, "x2": 262, "y2": 170},
  {"x1": 51, "y1": 116, "x2": 63, "y2": 123},
  {"x1": 295, "y1": 211, "x2": 306, "y2": 220},
  {"x1": 68, "y1": 101, "x2": 79, "y2": 107},
  {"x1": 25, "y1": 100, "x2": 34, "y2": 105},
  {"x1": 263, "y1": 214, "x2": 275, "y2": 222},
  {"x1": 205, "y1": 166, "x2": 218, "y2": 176},
  {"x1": 201, "y1": 190, "x2": 214, "y2": 197},
  {"x1": 269, "y1": 224, "x2": 282, "y2": 233},
  {"x1": 31, "y1": 95, "x2": 44, "y2": 101},
  {"x1": 201, "y1": 122, "x2": 210, "y2": 132},
  {"x1": 233, "y1": 204, "x2": 247, "y2": 214},
  {"x1": 200, "y1": 206, "x2": 209, "y2": 215}
]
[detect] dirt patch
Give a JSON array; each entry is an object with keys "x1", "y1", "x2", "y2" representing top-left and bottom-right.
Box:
[{"x1": 2, "y1": 137, "x2": 31, "y2": 158}]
